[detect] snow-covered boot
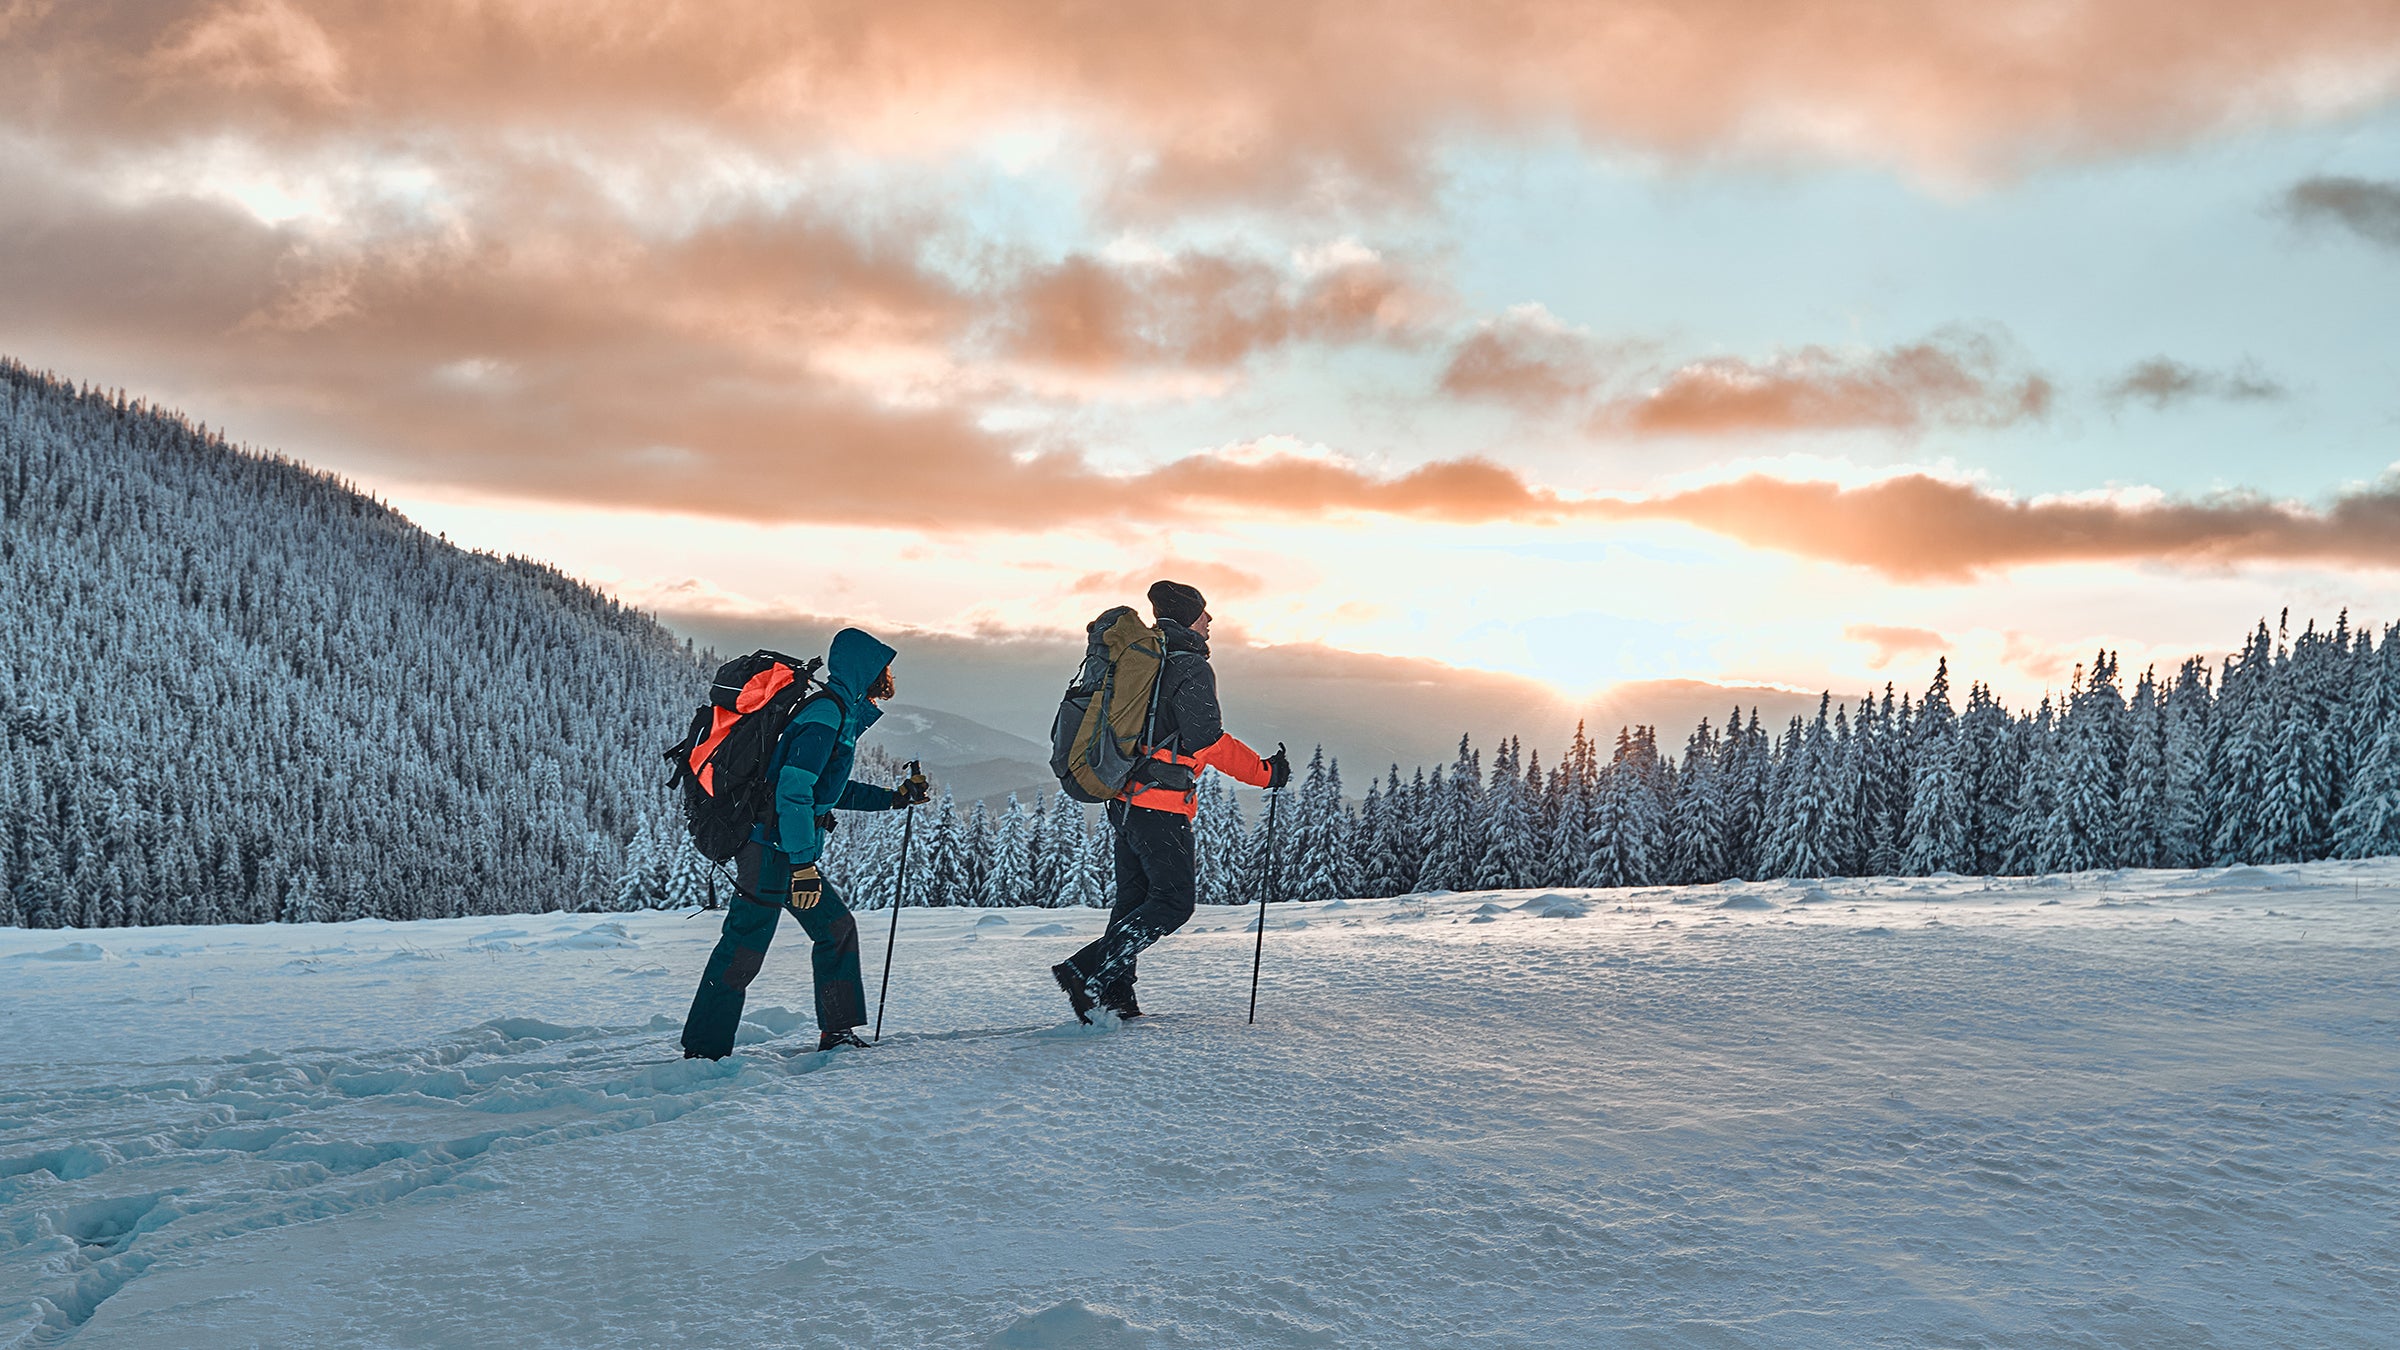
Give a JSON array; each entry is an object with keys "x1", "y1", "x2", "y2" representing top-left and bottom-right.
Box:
[
  {"x1": 1051, "y1": 962, "x2": 1096, "y2": 1025},
  {"x1": 817, "y1": 1027, "x2": 870, "y2": 1052},
  {"x1": 1101, "y1": 992, "x2": 1145, "y2": 1020}
]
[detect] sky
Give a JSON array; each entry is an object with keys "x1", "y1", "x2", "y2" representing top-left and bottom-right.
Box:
[{"x1": 7, "y1": 0, "x2": 2400, "y2": 732}]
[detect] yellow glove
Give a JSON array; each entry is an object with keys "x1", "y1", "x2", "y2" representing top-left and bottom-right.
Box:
[{"x1": 788, "y1": 865, "x2": 823, "y2": 909}]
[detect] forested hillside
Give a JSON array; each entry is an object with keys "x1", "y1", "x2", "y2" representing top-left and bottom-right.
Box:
[{"x1": 0, "y1": 360, "x2": 704, "y2": 927}]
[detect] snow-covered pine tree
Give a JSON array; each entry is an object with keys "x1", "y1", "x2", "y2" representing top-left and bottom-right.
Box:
[
  {"x1": 662, "y1": 837, "x2": 715, "y2": 911},
  {"x1": 1544, "y1": 723, "x2": 1595, "y2": 886},
  {"x1": 955, "y1": 799, "x2": 993, "y2": 906},
  {"x1": 1823, "y1": 702, "x2": 1865, "y2": 875},
  {"x1": 1284, "y1": 747, "x2": 1342, "y2": 902},
  {"x1": 979, "y1": 796, "x2": 1029, "y2": 908},
  {"x1": 1477, "y1": 738, "x2": 1545, "y2": 890},
  {"x1": 1039, "y1": 792, "x2": 1085, "y2": 905},
  {"x1": 2116, "y1": 669, "x2": 2170, "y2": 869},
  {"x1": 1665, "y1": 720, "x2": 1726, "y2": 884},
  {"x1": 1068, "y1": 816, "x2": 1112, "y2": 907},
  {"x1": 2332, "y1": 623, "x2": 2400, "y2": 859},
  {"x1": 1363, "y1": 778, "x2": 1401, "y2": 893},
  {"x1": 1352, "y1": 767, "x2": 1408, "y2": 898},
  {"x1": 1763, "y1": 698, "x2": 1840, "y2": 879},
  {"x1": 1413, "y1": 739, "x2": 1483, "y2": 892},
  {"x1": 1580, "y1": 727, "x2": 1664, "y2": 887},
  {"x1": 1195, "y1": 773, "x2": 1249, "y2": 906},
  {"x1": 917, "y1": 789, "x2": 964, "y2": 906},
  {"x1": 2044, "y1": 653, "x2": 2126, "y2": 872},
  {"x1": 2255, "y1": 620, "x2": 2340, "y2": 863},
  {"x1": 2208, "y1": 622, "x2": 2277, "y2": 865},
  {"x1": 1960, "y1": 683, "x2": 2017, "y2": 874},
  {"x1": 1903, "y1": 660, "x2": 1972, "y2": 874},
  {"x1": 2006, "y1": 697, "x2": 2060, "y2": 874}
]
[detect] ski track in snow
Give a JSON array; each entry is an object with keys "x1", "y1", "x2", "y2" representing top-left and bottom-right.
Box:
[{"x1": 3, "y1": 866, "x2": 2398, "y2": 1348}]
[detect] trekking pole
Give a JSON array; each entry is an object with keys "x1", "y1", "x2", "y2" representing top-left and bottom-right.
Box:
[
  {"x1": 872, "y1": 760, "x2": 922, "y2": 1043},
  {"x1": 1248, "y1": 743, "x2": 1287, "y2": 1025}
]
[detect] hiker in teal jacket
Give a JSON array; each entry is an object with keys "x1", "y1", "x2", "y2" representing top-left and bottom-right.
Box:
[{"x1": 681, "y1": 628, "x2": 929, "y2": 1058}]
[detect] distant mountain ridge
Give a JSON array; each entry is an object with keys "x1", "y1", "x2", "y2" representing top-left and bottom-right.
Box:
[
  {"x1": 859, "y1": 703, "x2": 1056, "y2": 808},
  {"x1": 0, "y1": 360, "x2": 705, "y2": 927}
]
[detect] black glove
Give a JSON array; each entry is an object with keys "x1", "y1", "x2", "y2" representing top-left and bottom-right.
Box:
[
  {"x1": 892, "y1": 763, "x2": 931, "y2": 807},
  {"x1": 788, "y1": 864, "x2": 823, "y2": 909},
  {"x1": 1265, "y1": 744, "x2": 1291, "y2": 791}
]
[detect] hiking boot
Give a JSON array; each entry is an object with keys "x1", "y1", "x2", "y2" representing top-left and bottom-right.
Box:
[
  {"x1": 817, "y1": 1028, "x2": 871, "y2": 1052},
  {"x1": 1100, "y1": 993, "x2": 1145, "y2": 1020},
  {"x1": 1051, "y1": 962, "x2": 1096, "y2": 1025}
]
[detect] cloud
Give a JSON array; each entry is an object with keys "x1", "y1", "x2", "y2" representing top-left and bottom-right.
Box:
[
  {"x1": 0, "y1": 137, "x2": 1468, "y2": 528},
  {"x1": 1439, "y1": 305, "x2": 1616, "y2": 411},
  {"x1": 2107, "y1": 357, "x2": 2286, "y2": 409},
  {"x1": 1066, "y1": 560, "x2": 1271, "y2": 607},
  {"x1": 1845, "y1": 624, "x2": 1950, "y2": 669},
  {"x1": 11, "y1": 2, "x2": 2400, "y2": 203},
  {"x1": 1597, "y1": 330, "x2": 2053, "y2": 436},
  {"x1": 2283, "y1": 175, "x2": 2400, "y2": 249},
  {"x1": 996, "y1": 250, "x2": 1423, "y2": 373},
  {"x1": 2001, "y1": 631, "x2": 2072, "y2": 684},
  {"x1": 1591, "y1": 474, "x2": 2400, "y2": 581}
]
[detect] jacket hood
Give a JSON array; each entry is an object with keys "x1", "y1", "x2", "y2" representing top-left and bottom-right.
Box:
[
  {"x1": 1157, "y1": 616, "x2": 1209, "y2": 657},
  {"x1": 825, "y1": 627, "x2": 897, "y2": 710}
]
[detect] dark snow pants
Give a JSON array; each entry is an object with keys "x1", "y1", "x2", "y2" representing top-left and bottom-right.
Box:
[
  {"x1": 681, "y1": 841, "x2": 865, "y2": 1059},
  {"x1": 1061, "y1": 802, "x2": 1196, "y2": 1005}
]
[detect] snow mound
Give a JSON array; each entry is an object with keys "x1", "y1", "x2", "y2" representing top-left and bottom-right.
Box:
[
  {"x1": 546, "y1": 922, "x2": 637, "y2": 950},
  {"x1": 1714, "y1": 895, "x2": 1776, "y2": 911},
  {"x1": 977, "y1": 914, "x2": 1011, "y2": 927},
  {"x1": 1473, "y1": 903, "x2": 1511, "y2": 916},
  {"x1": 18, "y1": 941, "x2": 112, "y2": 961},
  {"x1": 1792, "y1": 887, "x2": 1837, "y2": 905},
  {"x1": 988, "y1": 1298, "x2": 1152, "y2": 1348},
  {"x1": 1512, "y1": 894, "x2": 1585, "y2": 917},
  {"x1": 739, "y1": 1005, "x2": 810, "y2": 1038},
  {"x1": 2213, "y1": 865, "x2": 2305, "y2": 890},
  {"x1": 478, "y1": 1017, "x2": 589, "y2": 1043}
]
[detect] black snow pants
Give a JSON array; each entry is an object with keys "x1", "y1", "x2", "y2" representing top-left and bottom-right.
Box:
[
  {"x1": 680, "y1": 841, "x2": 866, "y2": 1059},
  {"x1": 1061, "y1": 801, "x2": 1196, "y2": 1004}
]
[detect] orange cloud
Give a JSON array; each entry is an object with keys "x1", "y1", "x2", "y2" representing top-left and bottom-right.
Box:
[
  {"x1": 1067, "y1": 560, "x2": 1271, "y2": 607},
  {"x1": 1592, "y1": 475, "x2": 2400, "y2": 581},
  {"x1": 1439, "y1": 306, "x2": 1616, "y2": 411},
  {"x1": 998, "y1": 252, "x2": 1423, "y2": 373},
  {"x1": 12, "y1": 2, "x2": 2400, "y2": 200},
  {"x1": 1600, "y1": 332, "x2": 2053, "y2": 436},
  {"x1": 1844, "y1": 623, "x2": 1950, "y2": 669}
]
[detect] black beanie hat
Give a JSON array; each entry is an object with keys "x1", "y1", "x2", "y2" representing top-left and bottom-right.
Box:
[{"x1": 1147, "y1": 579, "x2": 1207, "y2": 627}]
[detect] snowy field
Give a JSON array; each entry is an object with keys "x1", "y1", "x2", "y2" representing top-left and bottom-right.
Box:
[{"x1": 4, "y1": 864, "x2": 2397, "y2": 1348}]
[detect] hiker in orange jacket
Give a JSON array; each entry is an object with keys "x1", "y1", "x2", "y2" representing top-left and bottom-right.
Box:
[{"x1": 1052, "y1": 580, "x2": 1288, "y2": 1021}]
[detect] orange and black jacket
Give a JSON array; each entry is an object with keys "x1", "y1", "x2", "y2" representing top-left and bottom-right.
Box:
[{"x1": 1122, "y1": 618, "x2": 1274, "y2": 816}]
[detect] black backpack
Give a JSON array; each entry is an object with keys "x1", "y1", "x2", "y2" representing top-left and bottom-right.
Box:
[{"x1": 664, "y1": 651, "x2": 845, "y2": 861}]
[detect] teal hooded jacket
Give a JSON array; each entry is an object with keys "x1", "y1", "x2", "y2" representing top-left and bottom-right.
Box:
[{"x1": 756, "y1": 627, "x2": 899, "y2": 865}]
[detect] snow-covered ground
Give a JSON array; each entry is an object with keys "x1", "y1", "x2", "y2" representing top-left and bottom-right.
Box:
[{"x1": 5, "y1": 864, "x2": 2397, "y2": 1348}]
